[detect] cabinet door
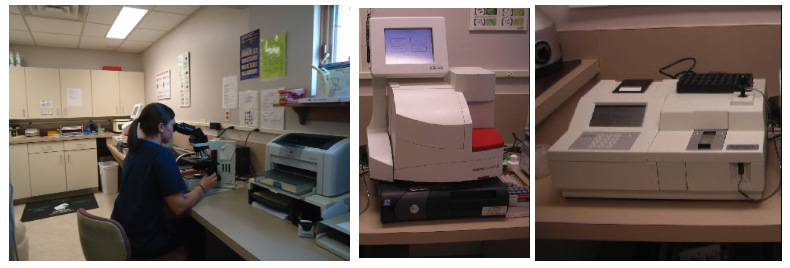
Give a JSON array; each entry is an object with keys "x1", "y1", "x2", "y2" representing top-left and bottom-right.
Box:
[
  {"x1": 60, "y1": 69, "x2": 93, "y2": 118},
  {"x1": 9, "y1": 67, "x2": 28, "y2": 119},
  {"x1": 66, "y1": 149, "x2": 99, "y2": 191},
  {"x1": 25, "y1": 67, "x2": 62, "y2": 119},
  {"x1": 119, "y1": 71, "x2": 144, "y2": 116},
  {"x1": 29, "y1": 152, "x2": 67, "y2": 196},
  {"x1": 10, "y1": 144, "x2": 31, "y2": 200},
  {"x1": 91, "y1": 70, "x2": 120, "y2": 117}
]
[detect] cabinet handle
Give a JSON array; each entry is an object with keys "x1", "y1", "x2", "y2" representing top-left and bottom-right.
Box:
[
  {"x1": 22, "y1": 109, "x2": 25, "y2": 117},
  {"x1": 116, "y1": 107, "x2": 118, "y2": 115},
  {"x1": 60, "y1": 155, "x2": 63, "y2": 163},
  {"x1": 65, "y1": 108, "x2": 67, "y2": 116},
  {"x1": 68, "y1": 154, "x2": 71, "y2": 163},
  {"x1": 123, "y1": 107, "x2": 125, "y2": 114}
]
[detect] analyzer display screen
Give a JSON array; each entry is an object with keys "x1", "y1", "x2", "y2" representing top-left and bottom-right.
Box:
[
  {"x1": 384, "y1": 28, "x2": 434, "y2": 64},
  {"x1": 589, "y1": 105, "x2": 647, "y2": 127}
]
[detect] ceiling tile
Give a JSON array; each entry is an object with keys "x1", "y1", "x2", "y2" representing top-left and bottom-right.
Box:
[
  {"x1": 83, "y1": 23, "x2": 111, "y2": 37},
  {"x1": 10, "y1": 5, "x2": 21, "y2": 14},
  {"x1": 10, "y1": 14, "x2": 27, "y2": 31},
  {"x1": 9, "y1": 30, "x2": 35, "y2": 45},
  {"x1": 123, "y1": 5, "x2": 155, "y2": 10},
  {"x1": 126, "y1": 28, "x2": 166, "y2": 42},
  {"x1": 26, "y1": 16, "x2": 84, "y2": 35},
  {"x1": 79, "y1": 36, "x2": 124, "y2": 50},
  {"x1": 153, "y1": 5, "x2": 201, "y2": 15},
  {"x1": 86, "y1": 5, "x2": 122, "y2": 25},
  {"x1": 117, "y1": 40, "x2": 152, "y2": 53},
  {"x1": 137, "y1": 11, "x2": 187, "y2": 31},
  {"x1": 31, "y1": 32, "x2": 80, "y2": 48}
]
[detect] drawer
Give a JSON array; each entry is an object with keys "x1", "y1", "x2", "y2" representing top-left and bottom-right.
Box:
[
  {"x1": 64, "y1": 139, "x2": 97, "y2": 151},
  {"x1": 27, "y1": 141, "x2": 64, "y2": 154}
]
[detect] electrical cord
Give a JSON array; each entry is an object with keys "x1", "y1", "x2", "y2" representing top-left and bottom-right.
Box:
[
  {"x1": 659, "y1": 57, "x2": 697, "y2": 79},
  {"x1": 359, "y1": 163, "x2": 370, "y2": 216},
  {"x1": 244, "y1": 128, "x2": 259, "y2": 147},
  {"x1": 366, "y1": 9, "x2": 372, "y2": 64},
  {"x1": 216, "y1": 126, "x2": 234, "y2": 139}
]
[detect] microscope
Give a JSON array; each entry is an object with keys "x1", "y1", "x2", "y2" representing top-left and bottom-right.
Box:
[{"x1": 174, "y1": 122, "x2": 238, "y2": 189}]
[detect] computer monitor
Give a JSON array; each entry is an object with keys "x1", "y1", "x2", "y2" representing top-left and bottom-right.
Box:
[{"x1": 369, "y1": 17, "x2": 449, "y2": 78}]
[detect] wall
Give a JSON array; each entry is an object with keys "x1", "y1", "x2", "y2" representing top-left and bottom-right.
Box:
[
  {"x1": 538, "y1": 5, "x2": 781, "y2": 31},
  {"x1": 8, "y1": 44, "x2": 143, "y2": 71},
  {"x1": 141, "y1": 5, "x2": 349, "y2": 145},
  {"x1": 358, "y1": 8, "x2": 529, "y2": 95}
]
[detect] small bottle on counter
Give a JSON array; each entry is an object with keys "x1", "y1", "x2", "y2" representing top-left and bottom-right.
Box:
[{"x1": 15, "y1": 52, "x2": 21, "y2": 67}]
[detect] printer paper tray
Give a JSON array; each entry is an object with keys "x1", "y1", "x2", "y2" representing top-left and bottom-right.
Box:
[
  {"x1": 251, "y1": 181, "x2": 316, "y2": 200},
  {"x1": 259, "y1": 169, "x2": 315, "y2": 186}
]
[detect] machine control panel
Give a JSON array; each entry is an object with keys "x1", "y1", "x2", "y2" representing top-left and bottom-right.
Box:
[{"x1": 569, "y1": 132, "x2": 640, "y2": 150}]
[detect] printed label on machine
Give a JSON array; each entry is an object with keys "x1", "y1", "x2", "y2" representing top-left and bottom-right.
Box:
[{"x1": 481, "y1": 206, "x2": 507, "y2": 216}]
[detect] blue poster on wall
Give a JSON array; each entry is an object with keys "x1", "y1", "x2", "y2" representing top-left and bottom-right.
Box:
[{"x1": 240, "y1": 29, "x2": 260, "y2": 80}]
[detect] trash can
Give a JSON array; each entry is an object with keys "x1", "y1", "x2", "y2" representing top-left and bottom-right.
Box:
[{"x1": 98, "y1": 161, "x2": 120, "y2": 194}]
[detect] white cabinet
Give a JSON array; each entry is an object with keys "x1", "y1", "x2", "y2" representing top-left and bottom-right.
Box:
[
  {"x1": 29, "y1": 150, "x2": 67, "y2": 197},
  {"x1": 9, "y1": 67, "x2": 28, "y2": 119},
  {"x1": 10, "y1": 144, "x2": 31, "y2": 200},
  {"x1": 25, "y1": 67, "x2": 62, "y2": 119},
  {"x1": 66, "y1": 149, "x2": 99, "y2": 191},
  {"x1": 60, "y1": 69, "x2": 93, "y2": 118},
  {"x1": 119, "y1": 71, "x2": 144, "y2": 116},
  {"x1": 27, "y1": 140, "x2": 99, "y2": 197},
  {"x1": 91, "y1": 70, "x2": 120, "y2": 117}
]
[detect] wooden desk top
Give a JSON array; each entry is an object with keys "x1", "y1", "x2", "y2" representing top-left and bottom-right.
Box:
[
  {"x1": 359, "y1": 174, "x2": 529, "y2": 245},
  {"x1": 535, "y1": 141, "x2": 781, "y2": 242}
]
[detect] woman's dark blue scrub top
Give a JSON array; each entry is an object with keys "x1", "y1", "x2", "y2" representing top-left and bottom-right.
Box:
[{"x1": 111, "y1": 138, "x2": 187, "y2": 254}]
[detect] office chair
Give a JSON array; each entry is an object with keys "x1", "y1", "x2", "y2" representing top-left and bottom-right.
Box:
[{"x1": 76, "y1": 208, "x2": 185, "y2": 261}]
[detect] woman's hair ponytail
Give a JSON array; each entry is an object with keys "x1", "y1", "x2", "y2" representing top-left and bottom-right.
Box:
[
  {"x1": 127, "y1": 103, "x2": 175, "y2": 158},
  {"x1": 127, "y1": 119, "x2": 141, "y2": 158}
]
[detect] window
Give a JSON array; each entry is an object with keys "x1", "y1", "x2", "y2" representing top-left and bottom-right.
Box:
[{"x1": 320, "y1": 5, "x2": 352, "y2": 64}]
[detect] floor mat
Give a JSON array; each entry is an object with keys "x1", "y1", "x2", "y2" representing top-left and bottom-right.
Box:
[{"x1": 21, "y1": 193, "x2": 99, "y2": 222}]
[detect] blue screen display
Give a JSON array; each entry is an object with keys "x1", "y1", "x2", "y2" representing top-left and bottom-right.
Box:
[{"x1": 384, "y1": 28, "x2": 434, "y2": 64}]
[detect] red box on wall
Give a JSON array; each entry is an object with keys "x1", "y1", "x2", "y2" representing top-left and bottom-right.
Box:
[{"x1": 103, "y1": 66, "x2": 122, "y2": 71}]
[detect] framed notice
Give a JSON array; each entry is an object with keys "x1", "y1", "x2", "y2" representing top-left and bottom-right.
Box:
[{"x1": 470, "y1": 8, "x2": 527, "y2": 31}]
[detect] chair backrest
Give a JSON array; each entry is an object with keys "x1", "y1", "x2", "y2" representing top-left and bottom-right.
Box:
[{"x1": 76, "y1": 208, "x2": 131, "y2": 261}]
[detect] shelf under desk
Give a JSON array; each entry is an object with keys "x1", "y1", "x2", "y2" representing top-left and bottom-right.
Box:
[{"x1": 359, "y1": 174, "x2": 529, "y2": 245}]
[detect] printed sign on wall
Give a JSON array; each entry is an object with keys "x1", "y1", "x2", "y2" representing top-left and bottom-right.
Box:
[
  {"x1": 178, "y1": 52, "x2": 191, "y2": 107},
  {"x1": 156, "y1": 69, "x2": 171, "y2": 100},
  {"x1": 240, "y1": 29, "x2": 260, "y2": 80}
]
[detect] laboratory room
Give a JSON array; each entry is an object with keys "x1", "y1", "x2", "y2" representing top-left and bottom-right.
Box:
[
  {"x1": 8, "y1": 5, "x2": 352, "y2": 261},
  {"x1": 533, "y1": 5, "x2": 781, "y2": 261},
  {"x1": 358, "y1": 8, "x2": 529, "y2": 258}
]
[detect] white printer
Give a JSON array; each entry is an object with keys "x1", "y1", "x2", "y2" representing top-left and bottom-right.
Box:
[
  {"x1": 259, "y1": 133, "x2": 350, "y2": 197},
  {"x1": 366, "y1": 17, "x2": 504, "y2": 183},
  {"x1": 549, "y1": 79, "x2": 766, "y2": 200}
]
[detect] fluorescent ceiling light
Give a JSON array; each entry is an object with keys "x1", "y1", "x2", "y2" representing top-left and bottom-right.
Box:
[{"x1": 106, "y1": 7, "x2": 148, "y2": 39}]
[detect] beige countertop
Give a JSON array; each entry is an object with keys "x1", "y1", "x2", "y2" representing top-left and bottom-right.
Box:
[
  {"x1": 535, "y1": 141, "x2": 781, "y2": 243},
  {"x1": 190, "y1": 186, "x2": 344, "y2": 261},
  {"x1": 10, "y1": 132, "x2": 118, "y2": 144},
  {"x1": 359, "y1": 174, "x2": 529, "y2": 245}
]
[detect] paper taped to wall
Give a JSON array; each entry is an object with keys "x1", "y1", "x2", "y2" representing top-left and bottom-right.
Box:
[
  {"x1": 260, "y1": 88, "x2": 284, "y2": 130},
  {"x1": 222, "y1": 75, "x2": 238, "y2": 109},
  {"x1": 67, "y1": 88, "x2": 82, "y2": 107},
  {"x1": 239, "y1": 90, "x2": 259, "y2": 127}
]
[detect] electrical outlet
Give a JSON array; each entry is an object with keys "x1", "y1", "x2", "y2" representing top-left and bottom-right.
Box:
[
  {"x1": 200, "y1": 118, "x2": 207, "y2": 123},
  {"x1": 225, "y1": 110, "x2": 230, "y2": 122},
  {"x1": 507, "y1": 72, "x2": 514, "y2": 77}
]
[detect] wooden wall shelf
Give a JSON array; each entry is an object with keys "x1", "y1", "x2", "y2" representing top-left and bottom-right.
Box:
[{"x1": 273, "y1": 102, "x2": 350, "y2": 125}]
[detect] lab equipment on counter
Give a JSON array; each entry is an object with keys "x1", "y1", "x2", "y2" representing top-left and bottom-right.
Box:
[
  {"x1": 298, "y1": 220, "x2": 315, "y2": 238},
  {"x1": 316, "y1": 212, "x2": 349, "y2": 260},
  {"x1": 112, "y1": 119, "x2": 130, "y2": 133},
  {"x1": 535, "y1": 8, "x2": 562, "y2": 78},
  {"x1": 119, "y1": 103, "x2": 144, "y2": 143},
  {"x1": 548, "y1": 78, "x2": 766, "y2": 200},
  {"x1": 25, "y1": 128, "x2": 39, "y2": 137},
  {"x1": 366, "y1": 17, "x2": 504, "y2": 183},
  {"x1": 173, "y1": 122, "x2": 237, "y2": 189},
  {"x1": 10, "y1": 125, "x2": 20, "y2": 137},
  {"x1": 59, "y1": 126, "x2": 84, "y2": 137},
  {"x1": 256, "y1": 133, "x2": 350, "y2": 197}
]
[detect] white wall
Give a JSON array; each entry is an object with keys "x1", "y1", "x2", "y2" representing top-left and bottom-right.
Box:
[
  {"x1": 358, "y1": 8, "x2": 529, "y2": 95},
  {"x1": 141, "y1": 6, "x2": 348, "y2": 141},
  {"x1": 8, "y1": 44, "x2": 143, "y2": 71},
  {"x1": 538, "y1": 5, "x2": 781, "y2": 32}
]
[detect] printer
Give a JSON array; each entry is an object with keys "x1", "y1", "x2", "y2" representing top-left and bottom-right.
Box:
[
  {"x1": 258, "y1": 133, "x2": 350, "y2": 197},
  {"x1": 549, "y1": 78, "x2": 766, "y2": 200},
  {"x1": 366, "y1": 17, "x2": 504, "y2": 183},
  {"x1": 118, "y1": 103, "x2": 143, "y2": 144}
]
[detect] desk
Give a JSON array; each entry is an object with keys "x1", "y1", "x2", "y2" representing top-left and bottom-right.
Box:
[
  {"x1": 535, "y1": 141, "x2": 781, "y2": 243},
  {"x1": 106, "y1": 138, "x2": 344, "y2": 261},
  {"x1": 359, "y1": 174, "x2": 529, "y2": 245}
]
